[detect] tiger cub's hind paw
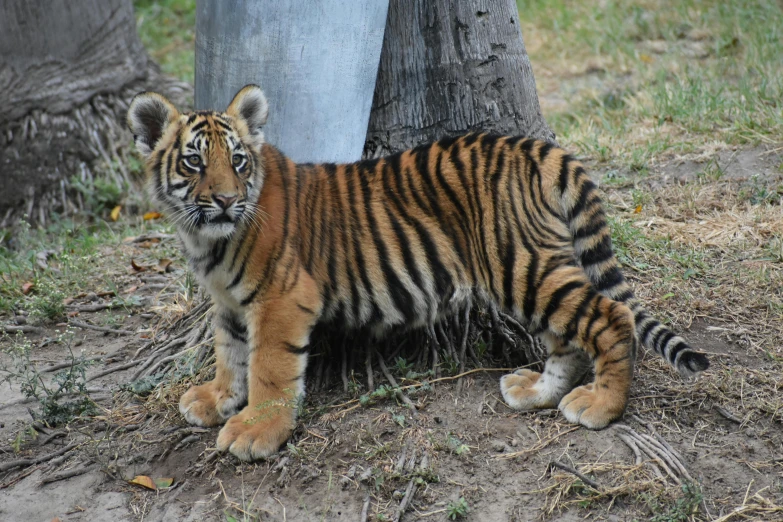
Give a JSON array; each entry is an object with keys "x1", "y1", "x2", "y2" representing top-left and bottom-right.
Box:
[
  {"x1": 500, "y1": 369, "x2": 559, "y2": 410},
  {"x1": 558, "y1": 383, "x2": 626, "y2": 429}
]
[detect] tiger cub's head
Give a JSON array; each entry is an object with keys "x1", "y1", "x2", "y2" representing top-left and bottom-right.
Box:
[{"x1": 127, "y1": 85, "x2": 269, "y2": 240}]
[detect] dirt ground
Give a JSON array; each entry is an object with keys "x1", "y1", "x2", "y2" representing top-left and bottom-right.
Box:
[{"x1": 1, "y1": 148, "x2": 782, "y2": 522}]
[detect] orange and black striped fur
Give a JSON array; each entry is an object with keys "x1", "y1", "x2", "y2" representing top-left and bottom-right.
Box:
[{"x1": 127, "y1": 85, "x2": 709, "y2": 461}]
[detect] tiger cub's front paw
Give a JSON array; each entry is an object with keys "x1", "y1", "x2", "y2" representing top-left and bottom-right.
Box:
[
  {"x1": 216, "y1": 404, "x2": 296, "y2": 461},
  {"x1": 179, "y1": 381, "x2": 241, "y2": 427},
  {"x1": 500, "y1": 369, "x2": 558, "y2": 410}
]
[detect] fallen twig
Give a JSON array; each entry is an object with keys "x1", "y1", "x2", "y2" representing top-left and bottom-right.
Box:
[
  {"x1": 0, "y1": 324, "x2": 45, "y2": 334},
  {"x1": 549, "y1": 460, "x2": 602, "y2": 491},
  {"x1": 714, "y1": 405, "x2": 743, "y2": 424}
]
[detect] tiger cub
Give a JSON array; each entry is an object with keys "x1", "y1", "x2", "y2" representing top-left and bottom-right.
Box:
[{"x1": 127, "y1": 85, "x2": 709, "y2": 461}]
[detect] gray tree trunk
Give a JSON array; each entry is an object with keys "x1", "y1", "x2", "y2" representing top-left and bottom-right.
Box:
[
  {"x1": 0, "y1": 0, "x2": 190, "y2": 226},
  {"x1": 195, "y1": 0, "x2": 389, "y2": 164},
  {"x1": 364, "y1": 0, "x2": 555, "y2": 158}
]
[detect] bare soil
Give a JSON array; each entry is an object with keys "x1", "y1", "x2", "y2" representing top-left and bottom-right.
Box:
[{"x1": 1, "y1": 148, "x2": 782, "y2": 522}]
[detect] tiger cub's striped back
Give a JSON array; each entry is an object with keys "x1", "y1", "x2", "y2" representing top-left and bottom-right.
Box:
[
  {"x1": 291, "y1": 133, "x2": 707, "y2": 376},
  {"x1": 128, "y1": 85, "x2": 708, "y2": 461}
]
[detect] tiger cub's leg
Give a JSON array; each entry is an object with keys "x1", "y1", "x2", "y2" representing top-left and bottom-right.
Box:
[
  {"x1": 504, "y1": 266, "x2": 635, "y2": 429},
  {"x1": 500, "y1": 332, "x2": 590, "y2": 410},
  {"x1": 556, "y1": 294, "x2": 636, "y2": 429},
  {"x1": 216, "y1": 293, "x2": 317, "y2": 461},
  {"x1": 179, "y1": 313, "x2": 249, "y2": 426}
]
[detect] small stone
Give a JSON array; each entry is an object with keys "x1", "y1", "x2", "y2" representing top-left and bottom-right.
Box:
[
  {"x1": 359, "y1": 467, "x2": 373, "y2": 483},
  {"x1": 491, "y1": 440, "x2": 506, "y2": 452},
  {"x1": 392, "y1": 489, "x2": 404, "y2": 500},
  {"x1": 510, "y1": 438, "x2": 519, "y2": 447}
]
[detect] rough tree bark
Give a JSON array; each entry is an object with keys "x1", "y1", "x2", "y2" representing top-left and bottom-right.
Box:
[
  {"x1": 0, "y1": 0, "x2": 190, "y2": 227},
  {"x1": 364, "y1": 0, "x2": 555, "y2": 158}
]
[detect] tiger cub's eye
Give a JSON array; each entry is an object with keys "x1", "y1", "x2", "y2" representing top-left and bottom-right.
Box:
[
  {"x1": 232, "y1": 154, "x2": 245, "y2": 167},
  {"x1": 184, "y1": 155, "x2": 201, "y2": 168}
]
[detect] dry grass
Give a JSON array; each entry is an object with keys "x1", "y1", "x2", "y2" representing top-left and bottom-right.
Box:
[{"x1": 602, "y1": 173, "x2": 783, "y2": 356}]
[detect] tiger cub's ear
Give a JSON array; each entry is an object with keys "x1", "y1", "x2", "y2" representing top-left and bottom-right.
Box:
[
  {"x1": 127, "y1": 92, "x2": 180, "y2": 157},
  {"x1": 226, "y1": 85, "x2": 268, "y2": 150}
]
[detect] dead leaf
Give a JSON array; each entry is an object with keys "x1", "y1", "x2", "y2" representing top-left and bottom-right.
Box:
[
  {"x1": 51, "y1": 518, "x2": 62, "y2": 522},
  {"x1": 634, "y1": 204, "x2": 643, "y2": 214},
  {"x1": 129, "y1": 475, "x2": 156, "y2": 490},
  {"x1": 154, "y1": 477, "x2": 174, "y2": 489},
  {"x1": 21, "y1": 282, "x2": 34, "y2": 295},
  {"x1": 123, "y1": 285, "x2": 138, "y2": 294},
  {"x1": 130, "y1": 259, "x2": 147, "y2": 272},
  {"x1": 110, "y1": 206, "x2": 121, "y2": 222},
  {"x1": 129, "y1": 475, "x2": 174, "y2": 491},
  {"x1": 639, "y1": 53, "x2": 654, "y2": 64},
  {"x1": 154, "y1": 258, "x2": 173, "y2": 273},
  {"x1": 67, "y1": 311, "x2": 80, "y2": 318},
  {"x1": 143, "y1": 211, "x2": 163, "y2": 221},
  {"x1": 63, "y1": 297, "x2": 75, "y2": 305}
]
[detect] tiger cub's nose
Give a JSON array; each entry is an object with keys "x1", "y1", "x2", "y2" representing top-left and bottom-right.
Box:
[{"x1": 213, "y1": 194, "x2": 237, "y2": 209}]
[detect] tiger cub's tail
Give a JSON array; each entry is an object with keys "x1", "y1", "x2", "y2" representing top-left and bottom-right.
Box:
[{"x1": 551, "y1": 150, "x2": 709, "y2": 377}]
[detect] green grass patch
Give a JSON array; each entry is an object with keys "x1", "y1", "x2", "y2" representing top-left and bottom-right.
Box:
[
  {"x1": 518, "y1": 0, "x2": 783, "y2": 163},
  {"x1": 134, "y1": 0, "x2": 196, "y2": 83},
  {"x1": 0, "y1": 217, "x2": 173, "y2": 320}
]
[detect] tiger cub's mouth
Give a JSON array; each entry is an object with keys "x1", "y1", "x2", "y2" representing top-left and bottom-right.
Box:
[
  {"x1": 196, "y1": 208, "x2": 245, "y2": 239},
  {"x1": 209, "y1": 214, "x2": 235, "y2": 225}
]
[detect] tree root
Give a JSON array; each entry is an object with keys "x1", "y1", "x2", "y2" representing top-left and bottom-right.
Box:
[
  {"x1": 128, "y1": 296, "x2": 542, "y2": 412},
  {"x1": 393, "y1": 451, "x2": 429, "y2": 522},
  {"x1": 0, "y1": 441, "x2": 81, "y2": 473},
  {"x1": 68, "y1": 320, "x2": 133, "y2": 335},
  {"x1": 615, "y1": 423, "x2": 695, "y2": 485},
  {"x1": 39, "y1": 462, "x2": 97, "y2": 486}
]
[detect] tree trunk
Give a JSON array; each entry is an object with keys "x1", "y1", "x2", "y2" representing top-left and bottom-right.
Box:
[
  {"x1": 364, "y1": 0, "x2": 555, "y2": 158},
  {"x1": 0, "y1": 0, "x2": 190, "y2": 226},
  {"x1": 195, "y1": 0, "x2": 388, "y2": 163}
]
